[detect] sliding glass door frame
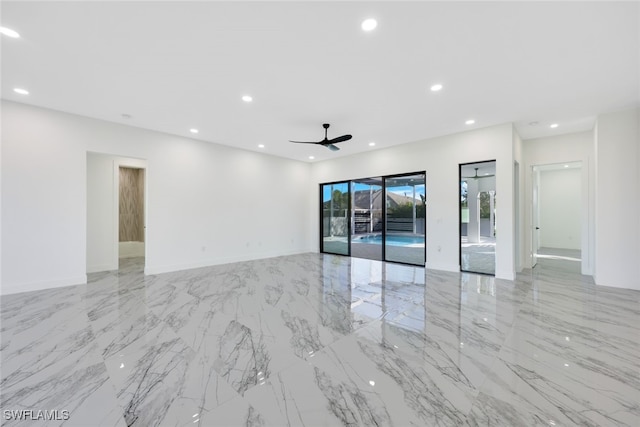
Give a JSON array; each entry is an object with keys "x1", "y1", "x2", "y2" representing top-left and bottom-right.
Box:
[
  {"x1": 319, "y1": 180, "x2": 352, "y2": 256},
  {"x1": 350, "y1": 177, "x2": 384, "y2": 262},
  {"x1": 459, "y1": 160, "x2": 496, "y2": 275},
  {"x1": 320, "y1": 171, "x2": 426, "y2": 267},
  {"x1": 383, "y1": 171, "x2": 426, "y2": 266}
]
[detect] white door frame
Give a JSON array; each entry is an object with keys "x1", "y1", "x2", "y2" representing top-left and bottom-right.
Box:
[
  {"x1": 531, "y1": 166, "x2": 540, "y2": 268},
  {"x1": 529, "y1": 161, "x2": 590, "y2": 274}
]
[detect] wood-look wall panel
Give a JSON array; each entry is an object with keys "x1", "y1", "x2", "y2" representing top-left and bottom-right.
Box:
[{"x1": 119, "y1": 167, "x2": 144, "y2": 242}]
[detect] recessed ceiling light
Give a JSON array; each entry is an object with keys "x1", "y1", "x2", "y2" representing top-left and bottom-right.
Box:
[
  {"x1": 430, "y1": 84, "x2": 443, "y2": 92},
  {"x1": 242, "y1": 95, "x2": 253, "y2": 103},
  {"x1": 258, "y1": 144, "x2": 265, "y2": 148},
  {"x1": 0, "y1": 27, "x2": 20, "y2": 38},
  {"x1": 368, "y1": 142, "x2": 376, "y2": 147},
  {"x1": 308, "y1": 156, "x2": 315, "y2": 160},
  {"x1": 550, "y1": 123, "x2": 559, "y2": 128},
  {"x1": 121, "y1": 113, "x2": 132, "y2": 119},
  {"x1": 13, "y1": 88, "x2": 29, "y2": 95},
  {"x1": 465, "y1": 119, "x2": 475, "y2": 125},
  {"x1": 190, "y1": 128, "x2": 199, "y2": 134},
  {"x1": 564, "y1": 164, "x2": 569, "y2": 168},
  {"x1": 361, "y1": 18, "x2": 378, "y2": 32}
]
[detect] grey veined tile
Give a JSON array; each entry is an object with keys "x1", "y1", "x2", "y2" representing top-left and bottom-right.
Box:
[
  {"x1": 2, "y1": 254, "x2": 639, "y2": 426},
  {"x1": 1, "y1": 341, "x2": 125, "y2": 427}
]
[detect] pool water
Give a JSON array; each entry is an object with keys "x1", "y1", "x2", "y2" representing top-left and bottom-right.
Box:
[{"x1": 353, "y1": 234, "x2": 424, "y2": 246}]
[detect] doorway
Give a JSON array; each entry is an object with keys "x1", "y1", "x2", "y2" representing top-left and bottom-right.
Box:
[
  {"x1": 86, "y1": 153, "x2": 147, "y2": 273},
  {"x1": 459, "y1": 160, "x2": 496, "y2": 275},
  {"x1": 531, "y1": 162, "x2": 582, "y2": 268}
]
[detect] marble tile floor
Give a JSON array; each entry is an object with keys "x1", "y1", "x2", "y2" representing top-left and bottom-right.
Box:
[{"x1": 1, "y1": 253, "x2": 639, "y2": 426}]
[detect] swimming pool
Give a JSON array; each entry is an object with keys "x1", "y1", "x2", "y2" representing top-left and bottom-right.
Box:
[{"x1": 352, "y1": 234, "x2": 424, "y2": 246}]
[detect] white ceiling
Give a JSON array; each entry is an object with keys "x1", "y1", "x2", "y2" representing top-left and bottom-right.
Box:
[{"x1": 2, "y1": 1, "x2": 638, "y2": 162}]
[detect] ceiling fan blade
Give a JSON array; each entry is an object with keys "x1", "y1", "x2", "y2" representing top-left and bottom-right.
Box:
[
  {"x1": 290, "y1": 125, "x2": 351, "y2": 151},
  {"x1": 289, "y1": 140, "x2": 320, "y2": 145},
  {"x1": 462, "y1": 174, "x2": 495, "y2": 179},
  {"x1": 327, "y1": 134, "x2": 352, "y2": 144}
]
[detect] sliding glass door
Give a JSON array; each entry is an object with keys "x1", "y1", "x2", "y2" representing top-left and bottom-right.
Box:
[
  {"x1": 320, "y1": 172, "x2": 426, "y2": 267},
  {"x1": 459, "y1": 161, "x2": 496, "y2": 275},
  {"x1": 350, "y1": 178, "x2": 383, "y2": 261},
  {"x1": 321, "y1": 182, "x2": 350, "y2": 255},
  {"x1": 384, "y1": 173, "x2": 426, "y2": 265}
]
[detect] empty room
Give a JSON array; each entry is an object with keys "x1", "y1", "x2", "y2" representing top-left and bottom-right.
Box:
[{"x1": 1, "y1": 1, "x2": 639, "y2": 426}]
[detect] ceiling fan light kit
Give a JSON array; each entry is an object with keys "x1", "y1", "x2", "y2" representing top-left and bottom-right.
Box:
[{"x1": 289, "y1": 123, "x2": 352, "y2": 151}]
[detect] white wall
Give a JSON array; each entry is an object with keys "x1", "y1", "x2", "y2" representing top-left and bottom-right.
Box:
[
  {"x1": 523, "y1": 131, "x2": 595, "y2": 274},
  {"x1": 0, "y1": 102, "x2": 3, "y2": 290},
  {"x1": 513, "y1": 127, "x2": 525, "y2": 273},
  {"x1": 87, "y1": 152, "x2": 117, "y2": 272},
  {"x1": 1, "y1": 101, "x2": 312, "y2": 295},
  {"x1": 595, "y1": 108, "x2": 640, "y2": 290},
  {"x1": 5, "y1": 101, "x2": 638, "y2": 293},
  {"x1": 2, "y1": 103, "x2": 88, "y2": 293},
  {"x1": 539, "y1": 168, "x2": 581, "y2": 250},
  {"x1": 310, "y1": 123, "x2": 517, "y2": 280}
]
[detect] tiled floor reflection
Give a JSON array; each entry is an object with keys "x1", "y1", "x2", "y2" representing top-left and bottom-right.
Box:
[
  {"x1": 461, "y1": 236, "x2": 496, "y2": 275},
  {"x1": 1, "y1": 254, "x2": 639, "y2": 426}
]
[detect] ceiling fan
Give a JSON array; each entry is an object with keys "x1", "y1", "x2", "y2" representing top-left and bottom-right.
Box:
[
  {"x1": 290, "y1": 123, "x2": 352, "y2": 151},
  {"x1": 463, "y1": 167, "x2": 495, "y2": 179}
]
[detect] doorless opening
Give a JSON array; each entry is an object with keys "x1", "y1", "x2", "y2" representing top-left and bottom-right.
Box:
[
  {"x1": 459, "y1": 160, "x2": 496, "y2": 275},
  {"x1": 531, "y1": 162, "x2": 582, "y2": 268},
  {"x1": 86, "y1": 153, "x2": 147, "y2": 274}
]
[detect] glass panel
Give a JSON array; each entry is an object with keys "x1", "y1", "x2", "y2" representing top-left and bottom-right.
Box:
[
  {"x1": 350, "y1": 178, "x2": 383, "y2": 261},
  {"x1": 321, "y1": 182, "x2": 350, "y2": 255},
  {"x1": 384, "y1": 173, "x2": 426, "y2": 265},
  {"x1": 460, "y1": 161, "x2": 496, "y2": 275}
]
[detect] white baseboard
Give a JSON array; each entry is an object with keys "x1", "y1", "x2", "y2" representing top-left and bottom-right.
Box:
[
  {"x1": 425, "y1": 262, "x2": 460, "y2": 273},
  {"x1": 495, "y1": 269, "x2": 516, "y2": 280},
  {"x1": 145, "y1": 248, "x2": 309, "y2": 275},
  {"x1": 87, "y1": 264, "x2": 118, "y2": 273},
  {"x1": 0, "y1": 275, "x2": 87, "y2": 296}
]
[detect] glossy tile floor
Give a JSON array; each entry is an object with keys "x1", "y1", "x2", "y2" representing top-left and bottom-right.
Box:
[{"x1": 1, "y1": 253, "x2": 639, "y2": 426}]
